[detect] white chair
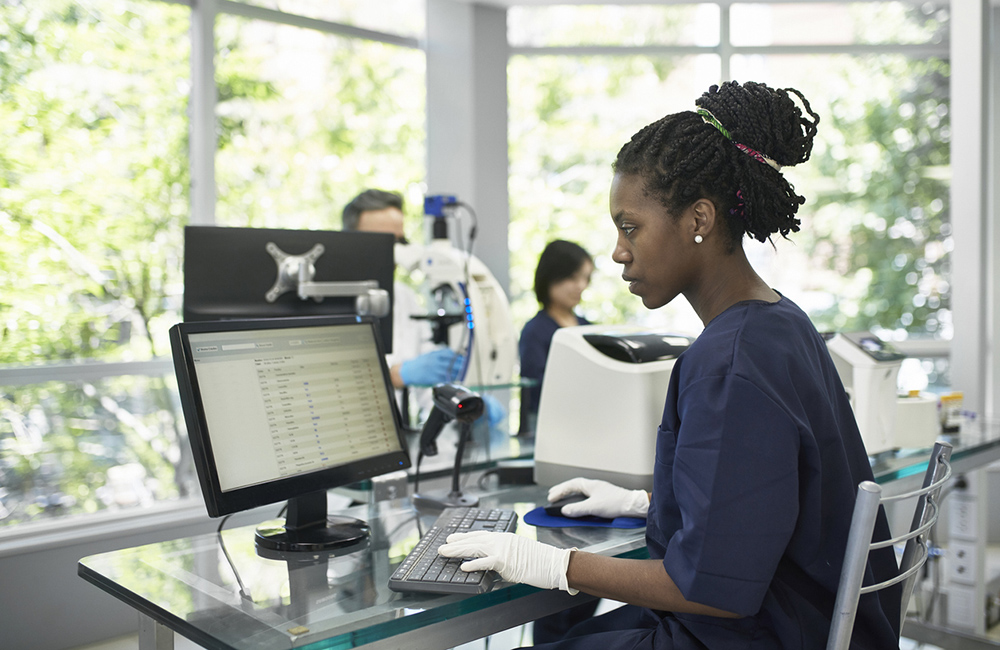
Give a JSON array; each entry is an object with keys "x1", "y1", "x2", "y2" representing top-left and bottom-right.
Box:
[{"x1": 827, "y1": 441, "x2": 953, "y2": 650}]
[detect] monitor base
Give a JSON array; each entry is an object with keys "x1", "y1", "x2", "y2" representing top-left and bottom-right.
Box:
[{"x1": 254, "y1": 515, "x2": 370, "y2": 553}]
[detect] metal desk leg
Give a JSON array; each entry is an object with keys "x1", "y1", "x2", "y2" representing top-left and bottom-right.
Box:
[{"x1": 139, "y1": 613, "x2": 174, "y2": 650}]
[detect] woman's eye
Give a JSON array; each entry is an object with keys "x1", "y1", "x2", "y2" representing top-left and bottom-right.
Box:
[{"x1": 621, "y1": 225, "x2": 635, "y2": 237}]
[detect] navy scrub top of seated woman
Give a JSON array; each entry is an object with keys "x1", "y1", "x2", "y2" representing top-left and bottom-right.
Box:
[{"x1": 519, "y1": 239, "x2": 593, "y2": 420}]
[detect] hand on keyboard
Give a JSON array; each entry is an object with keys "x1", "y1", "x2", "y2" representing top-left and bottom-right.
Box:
[
  {"x1": 388, "y1": 507, "x2": 518, "y2": 595},
  {"x1": 547, "y1": 477, "x2": 649, "y2": 519},
  {"x1": 437, "y1": 531, "x2": 578, "y2": 594}
]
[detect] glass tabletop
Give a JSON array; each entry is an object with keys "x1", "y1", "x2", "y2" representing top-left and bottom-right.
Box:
[
  {"x1": 870, "y1": 418, "x2": 1000, "y2": 485},
  {"x1": 79, "y1": 421, "x2": 1000, "y2": 649},
  {"x1": 78, "y1": 485, "x2": 645, "y2": 650}
]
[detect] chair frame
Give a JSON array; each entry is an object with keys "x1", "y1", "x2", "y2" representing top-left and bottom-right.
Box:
[{"x1": 826, "y1": 441, "x2": 953, "y2": 650}]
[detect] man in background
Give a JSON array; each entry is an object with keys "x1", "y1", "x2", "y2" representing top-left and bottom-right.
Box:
[{"x1": 342, "y1": 189, "x2": 463, "y2": 392}]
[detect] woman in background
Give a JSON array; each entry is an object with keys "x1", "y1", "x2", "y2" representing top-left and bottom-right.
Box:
[{"x1": 518, "y1": 240, "x2": 594, "y2": 435}]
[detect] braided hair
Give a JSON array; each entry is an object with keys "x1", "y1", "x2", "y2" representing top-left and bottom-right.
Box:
[{"x1": 613, "y1": 81, "x2": 820, "y2": 252}]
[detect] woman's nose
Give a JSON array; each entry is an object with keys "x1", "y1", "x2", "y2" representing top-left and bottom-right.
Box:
[{"x1": 612, "y1": 240, "x2": 630, "y2": 264}]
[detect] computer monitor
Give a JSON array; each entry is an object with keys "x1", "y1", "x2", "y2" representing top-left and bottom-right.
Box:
[
  {"x1": 183, "y1": 226, "x2": 395, "y2": 353},
  {"x1": 170, "y1": 315, "x2": 411, "y2": 553}
]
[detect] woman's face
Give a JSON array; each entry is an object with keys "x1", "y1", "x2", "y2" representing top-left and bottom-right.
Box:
[
  {"x1": 609, "y1": 173, "x2": 698, "y2": 310},
  {"x1": 548, "y1": 259, "x2": 593, "y2": 311}
]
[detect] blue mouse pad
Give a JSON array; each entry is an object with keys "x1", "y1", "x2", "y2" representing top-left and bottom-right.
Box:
[{"x1": 523, "y1": 507, "x2": 646, "y2": 529}]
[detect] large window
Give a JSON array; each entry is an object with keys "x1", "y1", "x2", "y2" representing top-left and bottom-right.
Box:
[
  {"x1": 0, "y1": 0, "x2": 954, "y2": 529},
  {"x1": 0, "y1": 0, "x2": 426, "y2": 528},
  {"x1": 508, "y1": 4, "x2": 718, "y2": 333},
  {"x1": 507, "y1": 2, "x2": 951, "y2": 382},
  {"x1": 1, "y1": 0, "x2": 191, "y2": 527},
  {"x1": 213, "y1": 14, "x2": 426, "y2": 231}
]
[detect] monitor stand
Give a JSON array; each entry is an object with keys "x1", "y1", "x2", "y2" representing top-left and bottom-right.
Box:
[{"x1": 255, "y1": 490, "x2": 369, "y2": 553}]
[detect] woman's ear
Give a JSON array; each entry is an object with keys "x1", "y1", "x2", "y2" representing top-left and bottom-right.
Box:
[{"x1": 690, "y1": 198, "x2": 718, "y2": 240}]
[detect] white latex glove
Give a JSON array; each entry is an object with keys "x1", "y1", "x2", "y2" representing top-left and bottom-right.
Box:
[
  {"x1": 437, "y1": 531, "x2": 578, "y2": 594},
  {"x1": 548, "y1": 477, "x2": 649, "y2": 519}
]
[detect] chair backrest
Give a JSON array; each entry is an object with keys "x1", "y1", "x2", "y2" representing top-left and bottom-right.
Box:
[{"x1": 826, "y1": 441, "x2": 953, "y2": 650}]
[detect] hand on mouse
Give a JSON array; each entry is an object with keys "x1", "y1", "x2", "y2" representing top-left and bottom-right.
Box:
[{"x1": 547, "y1": 477, "x2": 649, "y2": 519}]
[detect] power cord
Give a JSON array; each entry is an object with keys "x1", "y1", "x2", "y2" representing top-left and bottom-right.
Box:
[{"x1": 216, "y1": 514, "x2": 252, "y2": 602}]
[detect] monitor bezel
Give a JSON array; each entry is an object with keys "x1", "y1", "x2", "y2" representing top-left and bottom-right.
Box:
[{"x1": 170, "y1": 314, "x2": 411, "y2": 518}]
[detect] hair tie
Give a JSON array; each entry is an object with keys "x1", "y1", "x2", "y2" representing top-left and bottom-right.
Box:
[
  {"x1": 696, "y1": 107, "x2": 783, "y2": 172},
  {"x1": 696, "y1": 108, "x2": 731, "y2": 140},
  {"x1": 734, "y1": 143, "x2": 782, "y2": 173},
  {"x1": 729, "y1": 190, "x2": 747, "y2": 222}
]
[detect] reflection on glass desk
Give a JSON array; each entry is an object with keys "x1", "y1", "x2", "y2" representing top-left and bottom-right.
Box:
[{"x1": 78, "y1": 485, "x2": 644, "y2": 650}]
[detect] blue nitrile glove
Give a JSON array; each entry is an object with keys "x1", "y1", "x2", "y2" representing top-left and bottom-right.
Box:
[
  {"x1": 399, "y1": 348, "x2": 465, "y2": 386},
  {"x1": 479, "y1": 394, "x2": 506, "y2": 428}
]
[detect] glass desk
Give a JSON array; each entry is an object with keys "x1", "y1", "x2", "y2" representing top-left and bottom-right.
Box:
[
  {"x1": 79, "y1": 484, "x2": 643, "y2": 650},
  {"x1": 79, "y1": 422, "x2": 1000, "y2": 650},
  {"x1": 871, "y1": 420, "x2": 1000, "y2": 495}
]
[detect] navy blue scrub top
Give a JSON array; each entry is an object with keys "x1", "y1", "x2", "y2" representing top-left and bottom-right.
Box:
[
  {"x1": 530, "y1": 297, "x2": 900, "y2": 650},
  {"x1": 645, "y1": 296, "x2": 900, "y2": 649},
  {"x1": 519, "y1": 310, "x2": 590, "y2": 415}
]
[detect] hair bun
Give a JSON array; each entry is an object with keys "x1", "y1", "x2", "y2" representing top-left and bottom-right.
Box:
[{"x1": 696, "y1": 81, "x2": 820, "y2": 168}]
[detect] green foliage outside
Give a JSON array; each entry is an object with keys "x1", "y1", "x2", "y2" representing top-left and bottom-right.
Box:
[
  {"x1": 1, "y1": 0, "x2": 192, "y2": 525},
  {"x1": 0, "y1": 0, "x2": 426, "y2": 527},
  {"x1": 213, "y1": 15, "x2": 427, "y2": 237},
  {"x1": 508, "y1": 50, "x2": 703, "y2": 330},
  {"x1": 1, "y1": 0, "x2": 189, "y2": 363},
  {"x1": 508, "y1": 5, "x2": 950, "y2": 351},
  {"x1": 805, "y1": 55, "x2": 950, "y2": 338}
]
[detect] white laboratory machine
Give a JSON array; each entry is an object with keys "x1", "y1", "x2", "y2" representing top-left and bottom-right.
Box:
[
  {"x1": 826, "y1": 332, "x2": 907, "y2": 455},
  {"x1": 392, "y1": 195, "x2": 518, "y2": 389},
  {"x1": 394, "y1": 239, "x2": 517, "y2": 387},
  {"x1": 533, "y1": 325, "x2": 691, "y2": 491}
]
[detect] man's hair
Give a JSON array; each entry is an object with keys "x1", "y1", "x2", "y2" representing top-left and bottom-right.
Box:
[
  {"x1": 614, "y1": 81, "x2": 820, "y2": 252},
  {"x1": 534, "y1": 240, "x2": 593, "y2": 308},
  {"x1": 342, "y1": 189, "x2": 404, "y2": 231}
]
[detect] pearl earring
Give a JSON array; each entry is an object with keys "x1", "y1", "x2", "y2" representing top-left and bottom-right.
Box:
[{"x1": 694, "y1": 235, "x2": 704, "y2": 244}]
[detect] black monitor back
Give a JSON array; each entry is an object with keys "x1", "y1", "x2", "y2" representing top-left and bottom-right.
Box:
[{"x1": 183, "y1": 226, "x2": 394, "y2": 353}]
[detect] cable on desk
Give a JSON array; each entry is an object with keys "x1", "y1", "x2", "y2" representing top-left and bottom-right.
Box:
[{"x1": 216, "y1": 514, "x2": 252, "y2": 601}]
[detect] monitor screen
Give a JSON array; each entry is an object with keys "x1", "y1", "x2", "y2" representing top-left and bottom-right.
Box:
[
  {"x1": 183, "y1": 226, "x2": 395, "y2": 353},
  {"x1": 170, "y1": 315, "x2": 411, "y2": 552}
]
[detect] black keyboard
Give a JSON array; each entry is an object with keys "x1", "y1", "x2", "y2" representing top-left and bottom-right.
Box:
[{"x1": 389, "y1": 507, "x2": 518, "y2": 595}]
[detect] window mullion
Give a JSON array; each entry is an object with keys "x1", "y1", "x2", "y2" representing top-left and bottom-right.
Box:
[{"x1": 190, "y1": 0, "x2": 217, "y2": 226}]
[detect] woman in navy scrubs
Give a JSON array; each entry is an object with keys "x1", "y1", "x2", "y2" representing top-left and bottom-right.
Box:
[
  {"x1": 440, "y1": 80, "x2": 901, "y2": 649},
  {"x1": 519, "y1": 239, "x2": 594, "y2": 435}
]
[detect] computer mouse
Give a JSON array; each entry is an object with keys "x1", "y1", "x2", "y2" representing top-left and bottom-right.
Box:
[{"x1": 543, "y1": 493, "x2": 588, "y2": 517}]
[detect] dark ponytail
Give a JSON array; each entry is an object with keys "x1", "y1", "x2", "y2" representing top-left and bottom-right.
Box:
[{"x1": 613, "y1": 80, "x2": 820, "y2": 251}]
